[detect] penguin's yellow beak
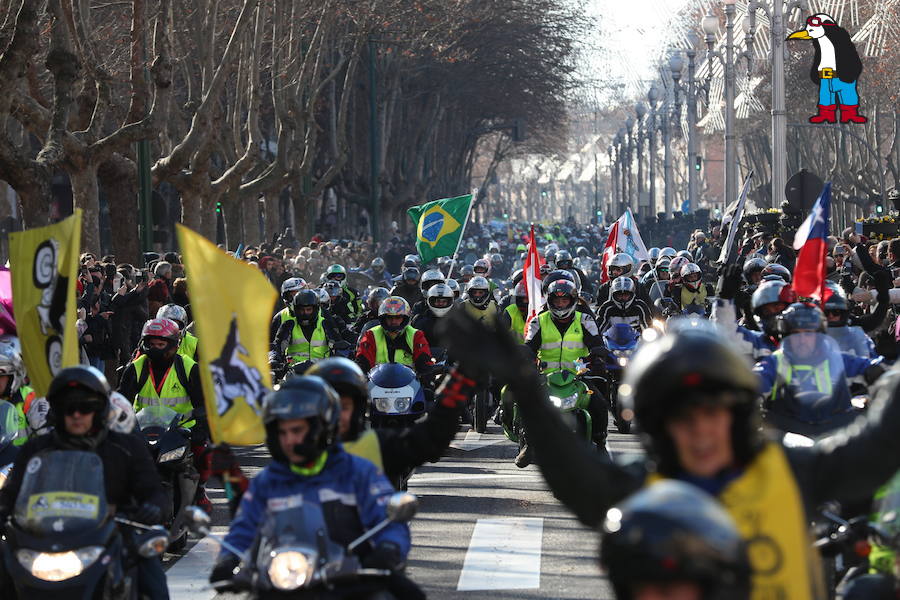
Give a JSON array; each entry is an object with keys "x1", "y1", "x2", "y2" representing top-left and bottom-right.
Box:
[{"x1": 787, "y1": 29, "x2": 812, "y2": 40}]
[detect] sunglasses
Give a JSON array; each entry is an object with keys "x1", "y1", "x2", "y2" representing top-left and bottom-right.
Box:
[{"x1": 64, "y1": 399, "x2": 104, "y2": 416}]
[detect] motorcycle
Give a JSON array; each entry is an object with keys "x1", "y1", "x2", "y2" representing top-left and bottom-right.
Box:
[
  {"x1": 0, "y1": 400, "x2": 21, "y2": 489},
  {"x1": 0, "y1": 450, "x2": 169, "y2": 599},
  {"x1": 186, "y1": 493, "x2": 420, "y2": 599},
  {"x1": 602, "y1": 324, "x2": 640, "y2": 434},
  {"x1": 764, "y1": 332, "x2": 862, "y2": 439},
  {"x1": 367, "y1": 363, "x2": 430, "y2": 429},
  {"x1": 136, "y1": 405, "x2": 199, "y2": 552}
]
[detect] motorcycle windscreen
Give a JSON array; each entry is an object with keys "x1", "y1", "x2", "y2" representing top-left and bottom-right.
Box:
[
  {"x1": 604, "y1": 323, "x2": 639, "y2": 349},
  {"x1": 257, "y1": 500, "x2": 343, "y2": 558},
  {"x1": 776, "y1": 332, "x2": 852, "y2": 424},
  {"x1": 0, "y1": 400, "x2": 19, "y2": 451},
  {"x1": 13, "y1": 450, "x2": 108, "y2": 536},
  {"x1": 136, "y1": 405, "x2": 181, "y2": 430},
  {"x1": 368, "y1": 363, "x2": 416, "y2": 388}
]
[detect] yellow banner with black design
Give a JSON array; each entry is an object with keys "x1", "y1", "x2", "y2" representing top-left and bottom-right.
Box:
[
  {"x1": 177, "y1": 225, "x2": 276, "y2": 445},
  {"x1": 407, "y1": 194, "x2": 472, "y2": 263},
  {"x1": 9, "y1": 211, "x2": 82, "y2": 397}
]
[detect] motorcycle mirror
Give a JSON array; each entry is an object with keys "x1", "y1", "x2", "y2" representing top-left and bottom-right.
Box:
[
  {"x1": 386, "y1": 493, "x2": 418, "y2": 523},
  {"x1": 182, "y1": 505, "x2": 212, "y2": 533}
]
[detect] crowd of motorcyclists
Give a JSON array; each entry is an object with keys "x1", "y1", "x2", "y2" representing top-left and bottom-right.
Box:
[{"x1": 1, "y1": 215, "x2": 900, "y2": 599}]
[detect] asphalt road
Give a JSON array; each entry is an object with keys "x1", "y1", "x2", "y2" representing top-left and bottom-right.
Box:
[{"x1": 165, "y1": 422, "x2": 642, "y2": 599}]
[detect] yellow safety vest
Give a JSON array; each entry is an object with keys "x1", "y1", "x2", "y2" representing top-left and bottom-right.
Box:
[
  {"x1": 133, "y1": 354, "x2": 195, "y2": 418},
  {"x1": 344, "y1": 429, "x2": 385, "y2": 472},
  {"x1": 648, "y1": 443, "x2": 824, "y2": 600},
  {"x1": 537, "y1": 311, "x2": 588, "y2": 373},
  {"x1": 344, "y1": 286, "x2": 361, "y2": 319},
  {"x1": 178, "y1": 332, "x2": 199, "y2": 360},
  {"x1": 505, "y1": 304, "x2": 526, "y2": 344},
  {"x1": 371, "y1": 325, "x2": 417, "y2": 366},
  {"x1": 286, "y1": 313, "x2": 329, "y2": 363},
  {"x1": 12, "y1": 386, "x2": 35, "y2": 446},
  {"x1": 277, "y1": 308, "x2": 292, "y2": 325},
  {"x1": 680, "y1": 284, "x2": 708, "y2": 309}
]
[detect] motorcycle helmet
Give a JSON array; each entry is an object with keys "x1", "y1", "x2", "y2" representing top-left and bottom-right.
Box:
[
  {"x1": 761, "y1": 263, "x2": 792, "y2": 283},
  {"x1": 610, "y1": 276, "x2": 636, "y2": 310},
  {"x1": 600, "y1": 480, "x2": 752, "y2": 600},
  {"x1": 513, "y1": 281, "x2": 528, "y2": 311},
  {"x1": 316, "y1": 288, "x2": 331, "y2": 308},
  {"x1": 776, "y1": 302, "x2": 826, "y2": 336},
  {"x1": 539, "y1": 263, "x2": 551, "y2": 276},
  {"x1": 474, "y1": 258, "x2": 492, "y2": 277},
  {"x1": 366, "y1": 287, "x2": 390, "y2": 313},
  {"x1": 823, "y1": 282, "x2": 849, "y2": 327},
  {"x1": 648, "y1": 247, "x2": 661, "y2": 266},
  {"x1": 325, "y1": 264, "x2": 347, "y2": 283},
  {"x1": 555, "y1": 250, "x2": 573, "y2": 270},
  {"x1": 445, "y1": 278, "x2": 461, "y2": 299},
  {"x1": 547, "y1": 279, "x2": 578, "y2": 320},
  {"x1": 426, "y1": 283, "x2": 455, "y2": 317},
  {"x1": 0, "y1": 343, "x2": 25, "y2": 398},
  {"x1": 676, "y1": 250, "x2": 693, "y2": 261},
  {"x1": 541, "y1": 269, "x2": 577, "y2": 295},
  {"x1": 459, "y1": 264, "x2": 475, "y2": 281},
  {"x1": 107, "y1": 391, "x2": 137, "y2": 434},
  {"x1": 403, "y1": 254, "x2": 421, "y2": 268},
  {"x1": 156, "y1": 303, "x2": 188, "y2": 330},
  {"x1": 654, "y1": 258, "x2": 671, "y2": 280},
  {"x1": 47, "y1": 366, "x2": 112, "y2": 446},
  {"x1": 608, "y1": 253, "x2": 634, "y2": 279},
  {"x1": 140, "y1": 318, "x2": 181, "y2": 362},
  {"x1": 668, "y1": 256, "x2": 689, "y2": 283},
  {"x1": 681, "y1": 263, "x2": 703, "y2": 292},
  {"x1": 751, "y1": 280, "x2": 796, "y2": 337},
  {"x1": 621, "y1": 324, "x2": 763, "y2": 476},
  {"x1": 262, "y1": 375, "x2": 340, "y2": 466},
  {"x1": 378, "y1": 296, "x2": 411, "y2": 332},
  {"x1": 401, "y1": 267, "x2": 420, "y2": 286},
  {"x1": 490, "y1": 253, "x2": 503, "y2": 270},
  {"x1": 466, "y1": 276, "x2": 492, "y2": 309},
  {"x1": 322, "y1": 280, "x2": 343, "y2": 303},
  {"x1": 576, "y1": 246, "x2": 589, "y2": 258},
  {"x1": 488, "y1": 241, "x2": 500, "y2": 254},
  {"x1": 370, "y1": 257, "x2": 386, "y2": 274},
  {"x1": 510, "y1": 268, "x2": 524, "y2": 288},
  {"x1": 421, "y1": 269, "x2": 445, "y2": 293},
  {"x1": 280, "y1": 277, "x2": 307, "y2": 303},
  {"x1": 305, "y1": 358, "x2": 368, "y2": 440},
  {"x1": 658, "y1": 247, "x2": 676, "y2": 260},
  {"x1": 741, "y1": 258, "x2": 767, "y2": 286},
  {"x1": 292, "y1": 289, "x2": 321, "y2": 326}
]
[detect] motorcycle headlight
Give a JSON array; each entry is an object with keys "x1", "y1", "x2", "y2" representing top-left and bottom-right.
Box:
[
  {"x1": 138, "y1": 533, "x2": 170, "y2": 558},
  {"x1": 393, "y1": 397, "x2": 411, "y2": 412},
  {"x1": 374, "y1": 397, "x2": 392, "y2": 413},
  {"x1": 618, "y1": 357, "x2": 628, "y2": 367},
  {"x1": 550, "y1": 394, "x2": 578, "y2": 410},
  {"x1": 268, "y1": 550, "x2": 313, "y2": 590},
  {"x1": 158, "y1": 446, "x2": 187, "y2": 463},
  {"x1": 17, "y1": 546, "x2": 104, "y2": 581}
]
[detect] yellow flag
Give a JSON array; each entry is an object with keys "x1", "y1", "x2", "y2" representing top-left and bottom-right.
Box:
[
  {"x1": 9, "y1": 211, "x2": 82, "y2": 396},
  {"x1": 177, "y1": 225, "x2": 275, "y2": 445}
]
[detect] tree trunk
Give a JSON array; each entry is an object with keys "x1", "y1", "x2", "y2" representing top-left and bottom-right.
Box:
[
  {"x1": 180, "y1": 191, "x2": 201, "y2": 236},
  {"x1": 242, "y1": 195, "x2": 260, "y2": 246},
  {"x1": 223, "y1": 196, "x2": 242, "y2": 250},
  {"x1": 263, "y1": 190, "x2": 279, "y2": 243},
  {"x1": 16, "y1": 178, "x2": 51, "y2": 229},
  {"x1": 69, "y1": 165, "x2": 101, "y2": 254},
  {"x1": 197, "y1": 194, "x2": 217, "y2": 244},
  {"x1": 98, "y1": 157, "x2": 141, "y2": 265}
]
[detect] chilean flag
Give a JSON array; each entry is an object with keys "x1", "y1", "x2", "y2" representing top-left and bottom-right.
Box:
[
  {"x1": 522, "y1": 225, "x2": 545, "y2": 336},
  {"x1": 599, "y1": 220, "x2": 620, "y2": 285},
  {"x1": 792, "y1": 182, "x2": 831, "y2": 303}
]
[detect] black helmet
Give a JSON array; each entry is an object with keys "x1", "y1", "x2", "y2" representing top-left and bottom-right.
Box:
[
  {"x1": 305, "y1": 358, "x2": 368, "y2": 440},
  {"x1": 513, "y1": 281, "x2": 528, "y2": 309},
  {"x1": 262, "y1": 376, "x2": 340, "y2": 465},
  {"x1": 459, "y1": 264, "x2": 475, "y2": 279},
  {"x1": 775, "y1": 302, "x2": 826, "y2": 337},
  {"x1": 555, "y1": 250, "x2": 573, "y2": 270},
  {"x1": 401, "y1": 267, "x2": 420, "y2": 284},
  {"x1": 47, "y1": 366, "x2": 112, "y2": 447},
  {"x1": 541, "y1": 269, "x2": 576, "y2": 295},
  {"x1": 622, "y1": 324, "x2": 762, "y2": 476},
  {"x1": 741, "y1": 257, "x2": 767, "y2": 284},
  {"x1": 823, "y1": 282, "x2": 849, "y2": 327},
  {"x1": 366, "y1": 287, "x2": 390, "y2": 313},
  {"x1": 510, "y1": 269, "x2": 524, "y2": 288},
  {"x1": 600, "y1": 480, "x2": 752, "y2": 600},
  {"x1": 761, "y1": 263, "x2": 792, "y2": 283},
  {"x1": 292, "y1": 289, "x2": 320, "y2": 326},
  {"x1": 546, "y1": 279, "x2": 578, "y2": 320}
]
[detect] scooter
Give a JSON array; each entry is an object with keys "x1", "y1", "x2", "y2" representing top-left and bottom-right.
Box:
[
  {"x1": 187, "y1": 493, "x2": 421, "y2": 599},
  {"x1": 602, "y1": 324, "x2": 641, "y2": 434},
  {"x1": 136, "y1": 405, "x2": 198, "y2": 552}
]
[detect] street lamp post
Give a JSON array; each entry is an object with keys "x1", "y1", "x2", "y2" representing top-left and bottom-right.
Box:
[
  {"x1": 647, "y1": 84, "x2": 660, "y2": 216},
  {"x1": 625, "y1": 116, "x2": 634, "y2": 212},
  {"x1": 666, "y1": 52, "x2": 684, "y2": 217},
  {"x1": 702, "y1": 0, "x2": 741, "y2": 207},
  {"x1": 635, "y1": 102, "x2": 647, "y2": 218},
  {"x1": 685, "y1": 33, "x2": 700, "y2": 213}
]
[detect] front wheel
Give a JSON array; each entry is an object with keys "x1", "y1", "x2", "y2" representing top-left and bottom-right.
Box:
[{"x1": 474, "y1": 387, "x2": 489, "y2": 434}]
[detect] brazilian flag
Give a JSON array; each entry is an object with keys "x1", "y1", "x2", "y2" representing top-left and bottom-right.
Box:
[{"x1": 407, "y1": 194, "x2": 473, "y2": 263}]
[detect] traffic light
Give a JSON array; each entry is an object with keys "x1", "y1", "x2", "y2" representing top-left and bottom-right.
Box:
[
  {"x1": 694, "y1": 156, "x2": 702, "y2": 171},
  {"x1": 216, "y1": 201, "x2": 222, "y2": 214}
]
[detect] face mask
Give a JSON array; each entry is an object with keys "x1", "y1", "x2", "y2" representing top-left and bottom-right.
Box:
[{"x1": 145, "y1": 346, "x2": 172, "y2": 363}]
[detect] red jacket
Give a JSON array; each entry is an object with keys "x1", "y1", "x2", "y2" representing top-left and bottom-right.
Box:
[{"x1": 356, "y1": 327, "x2": 432, "y2": 373}]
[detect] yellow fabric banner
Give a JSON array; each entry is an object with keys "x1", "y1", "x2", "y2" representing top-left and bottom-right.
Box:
[
  {"x1": 9, "y1": 211, "x2": 82, "y2": 396},
  {"x1": 177, "y1": 225, "x2": 275, "y2": 445}
]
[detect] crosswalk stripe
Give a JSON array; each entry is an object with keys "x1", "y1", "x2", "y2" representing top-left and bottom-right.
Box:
[{"x1": 456, "y1": 517, "x2": 543, "y2": 591}]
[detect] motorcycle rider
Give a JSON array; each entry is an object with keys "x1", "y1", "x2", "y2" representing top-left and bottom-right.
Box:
[
  {"x1": 0, "y1": 366, "x2": 169, "y2": 599},
  {"x1": 411, "y1": 269, "x2": 446, "y2": 318},
  {"x1": 596, "y1": 253, "x2": 655, "y2": 314},
  {"x1": 390, "y1": 266, "x2": 424, "y2": 307},
  {"x1": 595, "y1": 276, "x2": 653, "y2": 334},
  {"x1": 499, "y1": 282, "x2": 529, "y2": 343},
  {"x1": 473, "y1": 258, "x2": 498, "y2": 295},
  {"x1": 209, "y1": 376, "x2": 412, "y2": 594},
  {"x1": 324, "y1": 264, "x2": 362, "y2": 321},
  {"x1": 0, "y1": 342, "x2": 36, "y2": 445},
  {"x1": 670, "y1": 263, "x2": 714, "y2": 315},
  {"x1": 714, "y1": 271, "x2": 795, "y2": 360},
  {"x1": 157, "y1": 303, "x2": 198, "y2": 362},
  {"x1": 271, "y1": 289, "x2": 346, "y2": 368},
  {"x1": 356, "y1": 296, "x2": 433, "y2": 375},
  {"x1": 457, "y1": 264, "x2": 476, "y2": 286},
  {"x1": 458, "y1": 276, "x2": 499, "y2": 324},
  {"x1": 823, "y1": 282, "x2": 879, "y2": 358},
  {"x1": 363, "y1": 257, "x2": 394, "y2": 288},
  {"x1": 269, "y1": 277, "x2": 307, "y2": 340},
  {"x1": 411, "y1": 282, "x2": 455, "y2": 347},
  {"x1": 600, "y1": 480, "x2": 752, "y2": 600},
  {"x1": 440, "y1": 311, "x2": 900, "y2": 599},
  {"x1": 352, "y1": 286, "x2": 390, "y2": 338}
]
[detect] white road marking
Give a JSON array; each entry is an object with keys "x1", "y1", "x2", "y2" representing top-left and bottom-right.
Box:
[
  {"x1": 410, "y1": 472, "x2": 543, "y2": 485},
  {"x1": 165, "y1": 527, "x2": 227, "y2": 599},
  {"x1": 449, "y1": 429, "x2": 506, "y2": 451},
  {"x1": 456, "y1": 517, "x2": 543, "y2": 591}
]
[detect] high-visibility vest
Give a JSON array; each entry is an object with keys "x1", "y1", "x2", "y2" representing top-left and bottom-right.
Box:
[
  {"x1": 12, "y1": 386, "x2": 35, "y2": 446},
  {"x1": 344, "y1": 429, "x2": 384, "y2": 472},
  {"x1": 286, "y1": 313, "x2": 329, "y2": 363},
  {"x1": 344, "y1": 286, "x2": 361, "y2": 319},
  {"x1": 132, "y1": 354, "x2": 195, "y2": 417},
  {"x1": 178, "y1": 332, "x2": 199, "y2": 360},
  {"x1": 648, "y1": 443, "x2": 825, "y2": 599},
  {"x1": 505, "y1": 304, "x2": 526, "y2": 344},
  {"x1": 680, "y1": 284, "x2": 708, "y2": 309},
  {"x1": 277, "y1": 308, "x2": 292, "y2": 325},
  {"x1": 771, "y1": 351, "x2": 833, "y2": 404},
  {"x1": 537, "y1": 311, "x2": 588, "y2": 373},
  {"x1": 371, "y1": 325, "x2": 417, "y2": 366}
]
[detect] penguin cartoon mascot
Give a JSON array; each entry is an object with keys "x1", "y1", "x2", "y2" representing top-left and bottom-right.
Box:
[{"x1": 787, "y1": 13, "x2": 865, "y2": 124}]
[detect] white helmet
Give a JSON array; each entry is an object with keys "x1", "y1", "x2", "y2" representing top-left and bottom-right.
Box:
[
  {"x1": 157, "y1": 304, "x2": 188, "y2": 329},
  {"x1": 280, "y1": 277, "x2": 306, "y2": 300},
  {"x1": 421, "y1": 269, "x2": 445, "y2": 292},
  {"x1": 608, "y1": 253, "x2": 634, "y2": 278},
  {"x1": 473, "y1": 258, "x2": 492, "y2": 277},
  {"x1": 316, "y1": 288, "x2": 331, "y2": 307},
  {"x1": 668, "y1": 256, "x2": 690, "y2": 281},
  {"x1": 610, "y1": 276, "x2": 636, "y2": 310},
  {"x1": 108, "y1": 391, "x2": 137, "y2": 434},
  {"x1": 466, "y1": 276, "x2": 492, "y2": 309},
  {"x1": 445, "y1": 278, "x2": 461, "y2": 298},
  {"x1": 681, "y1": 263, "x2": 703, "y2": 291},
  {"x1": 426, "y1": 283, "x2": 455, "y2": 317},
  {"x1": 0, "y1": 342, "x2": 25, "y2": 395}
]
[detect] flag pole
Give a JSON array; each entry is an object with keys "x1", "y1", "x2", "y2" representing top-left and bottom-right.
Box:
[{"x1": 444, "y1": 189, "x2": 477, "y2": 284}]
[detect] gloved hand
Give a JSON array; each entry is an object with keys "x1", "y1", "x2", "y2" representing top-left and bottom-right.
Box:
[
  {"x1": 209, "y1": 554, "x2": 241, "y2": 585},
  {"x1": 873, "y1": 269, "x2": 892, "y2": 298},
  {"x1": 716, "y1": 264, "x2": 742, "y2": 300},
  {"x1": 363, "y1": 541, "x2": 404, "y2": 572},
  {"x1": 133, "y1": 501, "x2": 162, "y2": 525},
  {"x1": 864, "y1": 363, "x2": 886, "y2": 385}
]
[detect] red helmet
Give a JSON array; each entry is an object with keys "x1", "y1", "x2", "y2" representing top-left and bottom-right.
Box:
[{"x1": 141, "y1": 318, "x2": 181, "y2": 344}]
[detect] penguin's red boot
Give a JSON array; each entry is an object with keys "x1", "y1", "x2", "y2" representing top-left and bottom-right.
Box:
[
  {"x1": 839, "y1": 105, "x2": 867, "y2": 123},
  {"x1": 809, "y1": 104, "x2": 837, "y2": 124}
]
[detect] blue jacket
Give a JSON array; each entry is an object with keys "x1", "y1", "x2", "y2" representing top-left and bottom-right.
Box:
[
  {"x1": 754, "y1": 350, "x2": 879, "y2": 398},
  {"x1": 221, "y1": 445, "x2": 410, "y2": 560}
]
